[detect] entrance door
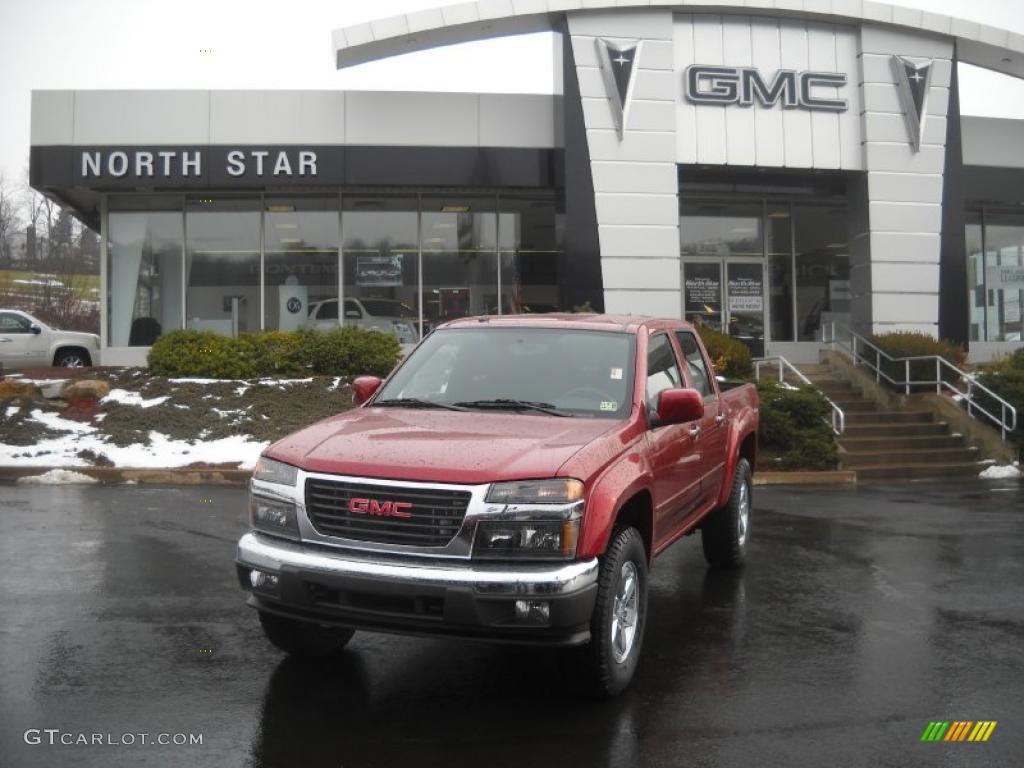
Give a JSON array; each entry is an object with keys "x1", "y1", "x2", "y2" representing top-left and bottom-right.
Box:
[
  {"x1": 683, "y1": 260, "x2": 765, "y2": 357},
  {"x1": 725, "y1": 262, "x2": 765, "y2": 358}
]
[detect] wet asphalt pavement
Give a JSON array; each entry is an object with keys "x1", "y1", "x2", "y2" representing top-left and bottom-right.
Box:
[{"x1": 1, "y1": 480, "x2": 1022, "y2": 768}]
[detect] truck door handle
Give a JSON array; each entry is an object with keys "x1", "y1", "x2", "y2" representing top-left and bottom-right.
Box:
[
  {"x1": 689, "y1": 426, "x2": 702, "y2": 439},
  {"x1": 0, "y1": 338, "x2": 12, "y2": 342}
]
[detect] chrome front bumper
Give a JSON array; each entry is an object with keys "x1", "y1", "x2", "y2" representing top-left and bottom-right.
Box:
[{"x1": 237, "y1": 533, "x2": 600, "y2": 645}]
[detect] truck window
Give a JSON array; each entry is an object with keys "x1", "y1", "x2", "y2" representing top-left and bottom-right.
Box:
[
  {"x1": 676, "y1": 331, "x2": 715, "y2": 399},
  {"x1": 646, "y1": 333, "x2": 682, "y2": 406}
]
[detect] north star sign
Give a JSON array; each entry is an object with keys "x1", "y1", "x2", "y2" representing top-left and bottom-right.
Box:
[
  {"x1": 77, "y1": 148, "x2": 319, "y2": 179},
  {"x1": 685, "y1": 65, "x2": 848, "y2": 112}
]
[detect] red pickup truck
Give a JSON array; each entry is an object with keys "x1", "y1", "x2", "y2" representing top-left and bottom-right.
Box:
[{"x1": 236, "y1": 314, "x2": 759, "y2": 695}]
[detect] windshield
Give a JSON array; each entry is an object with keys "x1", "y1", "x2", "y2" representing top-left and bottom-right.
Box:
[
  {"x1": 375, "y1": 327, "x2": 636, "y2": 418},
  {"x1": 360, "y1": 299, "x2": 416, "y2": 318}
]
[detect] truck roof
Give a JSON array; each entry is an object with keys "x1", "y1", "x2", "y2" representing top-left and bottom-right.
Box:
[{"x1": 438, "y1": 313, "x2": 696, "y2": 334}]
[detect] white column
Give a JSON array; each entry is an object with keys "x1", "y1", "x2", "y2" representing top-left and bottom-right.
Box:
[
  {"x1": 853, "y1": 25, "x2": 953, "y2": 337},
  {"x1": 566, "y1": 10, "x2": 680, "y2": 317}
]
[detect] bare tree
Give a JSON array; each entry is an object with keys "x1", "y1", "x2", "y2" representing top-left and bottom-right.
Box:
[{"x1": 0, "y1": 172, "x2": 20, "y2": 265}]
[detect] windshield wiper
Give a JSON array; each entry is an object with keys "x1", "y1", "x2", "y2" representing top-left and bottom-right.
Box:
[
  {"x1": 452, "y1": 399, "x2": 574, "y2": 417},
  {"x1": 372, "y1": 398, "x2": 470, "y2": 412}
]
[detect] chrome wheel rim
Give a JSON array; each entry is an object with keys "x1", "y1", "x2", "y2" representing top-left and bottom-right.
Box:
[
  {"x1": 61, "y1": 356, "x2": 86, "y2": 368},
  {"x1": 737, "y1": 480, "x2": 750, "y2": 547},
  {"x1": 611, "y1": 560, "x2": 640, "y2": 664}
]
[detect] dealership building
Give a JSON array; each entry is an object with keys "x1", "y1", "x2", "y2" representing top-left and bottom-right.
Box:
[{"x1": 29, "y1": 0, "x2": 1024, "y2": 365}]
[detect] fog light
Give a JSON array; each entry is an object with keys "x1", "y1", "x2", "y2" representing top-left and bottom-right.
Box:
[
  {"x1": 249, "y1": 569, "x2": 279, "y2": 592},
  {"x1": 514, "y1": 599, "x2": 550, "y2": 624}
]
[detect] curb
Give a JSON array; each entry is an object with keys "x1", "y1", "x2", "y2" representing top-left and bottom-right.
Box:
[
  {"x1": 1, "y1": 466, "x2": 856, "y2": 488},
  {"x1": 753, "y1": 471, "x2": 857, "y2": 486},
  {"x1": 0, "y1": 466, "x2": 251, "y2": 486}
]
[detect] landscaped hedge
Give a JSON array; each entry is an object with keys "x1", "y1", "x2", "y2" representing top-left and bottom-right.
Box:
[
  {"x1": 868, "y1": 331, "x2": 967, "y2": 391},
  {"x1": 148, "y1": 328, "x2": 402, "y2": 379},
  {"x1": 695, "y1": 324, "x2": 754, "y2": 380},
  {"x1": 977, "y1": 348, "x2": 1024, "y2": 456},
  {"x1": 756, "y1": 381, "x2": 839, "y2": 470}
]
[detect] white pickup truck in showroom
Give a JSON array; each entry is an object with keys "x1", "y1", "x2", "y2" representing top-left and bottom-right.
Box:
[{"x1": 0, "y1": 309, "x2": 99, "y2": 369}]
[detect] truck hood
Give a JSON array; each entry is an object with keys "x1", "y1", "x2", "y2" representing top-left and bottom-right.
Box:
[{"x1": 265, "y1": 407, "x2": 621, "y2": 484}]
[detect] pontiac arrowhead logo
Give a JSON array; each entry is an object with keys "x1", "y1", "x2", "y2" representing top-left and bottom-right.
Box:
[
  {"x1": 892, "y1": 55, "x2": 933, "y2": 152},
  {"x1": 596, "y1": 38, "x2": 643, "y2": 139}
]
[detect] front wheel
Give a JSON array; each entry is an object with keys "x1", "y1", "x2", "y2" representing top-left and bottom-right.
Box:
[
  {"x1": 701, "y1": 458, "x2": 752, "y2": 569},
  {"x1": 577, "y1": 526, "x2": 648, "y2": 697},
  {"x1": 54, "y1": 348, "x2": 91, "y2": 368},
  {"x1": 258, "y1": 611, "x2": 354, "y2": 658}
]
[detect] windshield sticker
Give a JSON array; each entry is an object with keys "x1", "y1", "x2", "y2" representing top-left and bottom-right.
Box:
[
  {"x1": 600, "y1": 401, "x2": 618, "y2": 411},
  {"x1": 610, "y1": 368, "x2": 623, "y2": 380}
]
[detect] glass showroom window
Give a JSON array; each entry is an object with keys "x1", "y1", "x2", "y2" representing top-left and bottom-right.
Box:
[
  {"x1": 421, "y1": 196, "x2": 499, "y2": 324},
  {"x1": 498, "y1": 196, "x2": 565, "y2": 314},
  {"x1": 107, "y1": 195, "x2": 183, "y2": 346},
  {"x1": 971, "y1": 211, "x2": 1024, "y2": 342},
  {"x1": 793, "y1": 204, "x2": 850, "y2": 341},
  {"x1": 341, "y1": 197, "x2": 419, "y2": 343},
  {"x1": 264, "y1": 197, "x2": 338, "y2": 332},
  {"x1": 185, "y1": 197, "x2": 260, "y2": 336},
  {"x1": 680, "y1": 200, "x2": 763, "y2": 259}
]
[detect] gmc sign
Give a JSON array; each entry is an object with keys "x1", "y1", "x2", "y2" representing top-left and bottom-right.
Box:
[{"x1": 684, "y1": 65, "x2": 848, "y2": 112}]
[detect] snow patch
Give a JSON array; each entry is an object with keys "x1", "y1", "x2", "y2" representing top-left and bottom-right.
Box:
[
  {"x1": 979, "y1": 465, "x2": 1022, "y2": 479},
  {"x1": 18, "y1": 469, "x2": 99, "y2": 485},
  {"x1": 101, "y1": 389, "x2": 169, "y2": 409}
]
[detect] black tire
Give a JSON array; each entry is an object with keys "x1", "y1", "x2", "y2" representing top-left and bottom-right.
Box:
[
  {"x1": 258, "y1": 611, "x2": 355, "y2": 658},
  {"x1": 54, "y1": 347, "x2": 91, "y2": 368},
  {"x1": 701, "y1": 458, "x2": 752, "y2": 569},
  {"x1": 578, "y1": 526, "x2": 648, "y2": 697}
]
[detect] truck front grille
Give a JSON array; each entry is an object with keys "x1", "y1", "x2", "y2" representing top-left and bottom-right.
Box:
[{"x1": 304, "y1": 478, "x2": 471, "y2": 547}]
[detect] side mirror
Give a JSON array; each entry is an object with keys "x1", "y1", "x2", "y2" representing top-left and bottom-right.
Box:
[
  {"x1": 352, "y1": 376, "x2": 383, "y2": 405},
  {"x1": 655, "y1": 388, "x2": 705, "y2": 427},
  {"x1": 30, "y1": 324, "x2": 42, "y2": 335}
]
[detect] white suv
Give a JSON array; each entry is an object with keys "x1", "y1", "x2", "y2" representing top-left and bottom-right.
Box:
[
  {"x1": 0, "y1": 310, "x2": 100, "y2": 369},
  {"x1": 303, "y1": 298, "x2": 419, "y2": 344}
]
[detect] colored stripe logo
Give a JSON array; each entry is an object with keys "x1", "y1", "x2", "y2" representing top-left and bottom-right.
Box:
[{"x1": 921, "y1": 721, "x2": 997, "y2": 742}]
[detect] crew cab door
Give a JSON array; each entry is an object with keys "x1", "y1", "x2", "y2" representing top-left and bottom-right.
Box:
[
  {"x1": 675, "y1": 330, "x2": 728, "y2": 503},
  {"x1": 644, "y1": 333, "x2": 702, "y2": 550}
]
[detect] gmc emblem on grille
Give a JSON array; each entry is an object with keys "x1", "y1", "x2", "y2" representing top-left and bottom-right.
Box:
[{"x1": 348, "y1": 497, "x2": 413, "y2": 518}]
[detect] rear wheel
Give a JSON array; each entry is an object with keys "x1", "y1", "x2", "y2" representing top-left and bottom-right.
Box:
[
  {"x1": 577, "y1": 526, "x2": 648, "y2": 697},
  {"x1": 54, "y1": 347, "x2": 91, "y2": 368},
  {"x1": 701, "y1": 458, "x2": 752, "y2": 569},
  {"x1": 258, "y1": 611, "x2": 354, "y2": 658}
]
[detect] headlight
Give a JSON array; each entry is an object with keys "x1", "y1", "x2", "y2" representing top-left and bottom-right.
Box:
[
  {"x1": 249, "y1": 494, "x2": 300, "y2": 541},
  {"x1": 486, "y1": 478, "x2": 584, "y2": 504},
  {"x1": 253, "y1": 457, "x2": 298, "y2": 486},
  {"x1": 474, "y1": 519, "x2": 580, "y2": 560}
]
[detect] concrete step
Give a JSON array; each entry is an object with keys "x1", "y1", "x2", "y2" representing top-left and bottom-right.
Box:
[
  {"x1": 832, "y1": 400, "x2": 880, "y2": 413},
  {"x1": 854, "y1": 462, "x2": 982, "y2": 481},
  {"x1": 839, "y1": 434, "x2": 967, "y2": 451},
  {"x1": 842, "y1": 422, "x2": 950, "y2": 438},
  {"x1": 844, "y1": 410, "x2": 934, "y2": 424},
  {"x1": 840, "y1": 447, "x2": 980, "y2": 469},
  {"x1": 795, "y1": 366, "x2": 833, "y2": 377}
]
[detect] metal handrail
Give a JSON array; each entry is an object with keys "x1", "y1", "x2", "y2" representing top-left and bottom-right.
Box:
[
  {"x1": 821, "y1": 322, "x2": 1018, "y2": 440},
  {"x1": 754, "y1": 355, "x2": 846, "y2": 435}
]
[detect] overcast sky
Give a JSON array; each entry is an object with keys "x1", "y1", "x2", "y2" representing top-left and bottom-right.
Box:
[{"x1": 1, "y1": 0, "x2": 1023, "y2": 183}]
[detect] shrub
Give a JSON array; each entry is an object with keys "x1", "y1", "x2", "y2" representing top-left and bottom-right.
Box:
[
  {"x1": 868, "y1": 332, "x2": 967, "y2": 391},
  {"x1": 695, "y1": 324, "x2": 753, "y2": 380},
  {"x1": 977, "y1": 351, "x2": 1024, "y2": 456},
  {"x1": 148, "y1": 328, "x2": 401, "y2": 379},
  {"x1": 756, "y1": 382, "x2": 839, "y2": 470}
]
